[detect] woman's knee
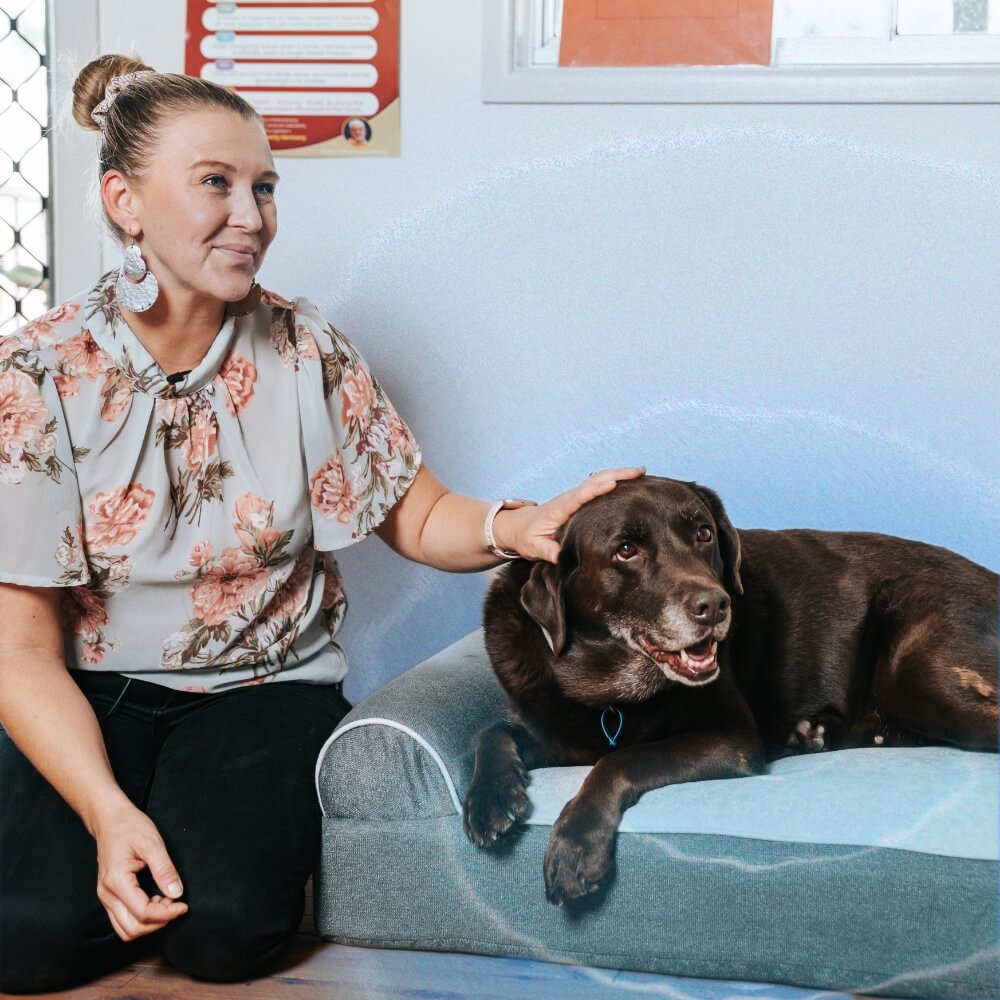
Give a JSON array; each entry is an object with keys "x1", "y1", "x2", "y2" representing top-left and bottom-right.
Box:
[
  {"x1": 0, "y1": 895, "x2": 118, "y2": 994},
  {"x1": 161, "y1": 889, "x2": 302, "y2": 982}
]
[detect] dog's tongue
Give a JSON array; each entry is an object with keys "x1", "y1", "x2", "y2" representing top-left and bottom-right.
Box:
[
  {"x1": 685, "y1": 638, "x2": 713, "y2": 659},
  {"x1": 672, "y1": 640, "x2": 718, "y2": 679},
  {"x1": 639, "y1": 635, "x2": 719, "y2": 679}
]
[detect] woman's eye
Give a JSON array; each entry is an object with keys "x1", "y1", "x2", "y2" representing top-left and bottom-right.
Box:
[
  {"x1": 253, "y1": 183, "x2": 276, "y2": 201},
  {"x1": 615, "y1": 541, "x2": 638, "y2": 561},
  {"x1": 204, "y1": 175, "x2": 229, "y2": 191},
  {"x1": 696, "y1": 525, "x2": 713, "y2": 543}
]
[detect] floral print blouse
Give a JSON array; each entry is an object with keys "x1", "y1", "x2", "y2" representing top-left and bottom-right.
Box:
[{"x1": 0, "y1": 273, "x2": 421, "y2": 692}]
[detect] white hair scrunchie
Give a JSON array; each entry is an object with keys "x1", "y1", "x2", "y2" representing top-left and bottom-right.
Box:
[{"x1": 90, "y1": 69, "x2": 158, "y2": 130}]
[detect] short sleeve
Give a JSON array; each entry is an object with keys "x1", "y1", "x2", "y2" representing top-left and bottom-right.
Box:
[
  {"x1": 290, "y1": 299, "x2": 422, "y2": 551},
  {"x1": 0, "y1": 343, "x2": 90, "y2": 586}
]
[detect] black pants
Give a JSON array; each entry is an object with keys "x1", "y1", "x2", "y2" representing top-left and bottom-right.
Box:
[{"x1": 0, "y1": 670, "x2": 349, "y2": 994}]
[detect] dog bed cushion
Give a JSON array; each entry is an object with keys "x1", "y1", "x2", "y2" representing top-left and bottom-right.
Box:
[{"x1": 315, "y1": 631, "x2": 999, "y2": 999}]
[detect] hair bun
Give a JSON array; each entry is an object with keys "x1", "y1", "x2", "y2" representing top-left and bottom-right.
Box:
[{"x1": 72, "y1": 54, "x2": 154, "y2": 131}]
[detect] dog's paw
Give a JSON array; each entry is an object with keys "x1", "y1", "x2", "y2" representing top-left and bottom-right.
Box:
[
  {"x1": 543, "y1": 810, "x2": 615, "y2": 907},
  {"x1": 785, "y1": 718, "x2": 828, "y2": 753},
  {"x1": 462, "y1": 768, "x2": 530, "y2": 848}
]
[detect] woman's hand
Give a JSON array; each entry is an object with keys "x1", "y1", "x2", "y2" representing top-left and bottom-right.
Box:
[
  {"x1": 496, "y1": 466, "x2": 645, "y2": 563},
  {"x1": 93, "y1": 799, "x2": 188, "y2": 941},
  {"x1": 375, "y1": 465, "x2": 645, "y2": 571}
]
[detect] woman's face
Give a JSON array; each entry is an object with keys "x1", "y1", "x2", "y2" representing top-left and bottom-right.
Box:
[{"x1": 125, "y1": 108, "x2": 278, "y2": 307}]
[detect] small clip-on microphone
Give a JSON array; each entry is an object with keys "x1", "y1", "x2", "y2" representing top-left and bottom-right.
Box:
[{"x1": 164, "y1": 370, "x2": 191, "y2": 385}]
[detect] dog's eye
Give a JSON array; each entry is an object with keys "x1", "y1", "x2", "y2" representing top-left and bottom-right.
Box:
[
  {"x1": 696, "y1": 525, "x2": 714, "y2": 543},
  {"x1": 615, "y1": 541, "x2": 639, "y2": 561}
]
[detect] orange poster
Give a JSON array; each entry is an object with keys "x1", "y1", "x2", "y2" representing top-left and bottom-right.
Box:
[{"x1": 559, "y1": 0, "x2": 774, "y2": 67}]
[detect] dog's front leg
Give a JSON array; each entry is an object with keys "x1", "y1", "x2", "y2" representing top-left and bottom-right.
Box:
[
  {"x1": 462, "y1": 721, "x2": 542, "y2": 847},
  {"x1": 543, "y1": 732, "x2": 763, "y2": 906}
]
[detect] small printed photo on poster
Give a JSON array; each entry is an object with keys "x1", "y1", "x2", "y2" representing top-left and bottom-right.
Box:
[{"x1": 344, "y1": 118, "x2": 372, "y2": 146}]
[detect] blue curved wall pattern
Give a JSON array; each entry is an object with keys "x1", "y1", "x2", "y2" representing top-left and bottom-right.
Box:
[{"x1": 316, "y1": 130, "x2": 999, "y2": 699}]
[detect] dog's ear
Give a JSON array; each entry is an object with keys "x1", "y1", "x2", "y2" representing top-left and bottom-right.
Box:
[
  {"x1": 519, "y1": 560, "x2": 568, "y2": 656},
  {"x1": 691, "y1": 483, "x2": 743, "y2": 596}
]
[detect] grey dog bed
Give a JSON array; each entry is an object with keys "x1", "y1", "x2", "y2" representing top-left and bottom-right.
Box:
[{"x1": 314, "y1": 631, "x2": 999, "y2": 999}]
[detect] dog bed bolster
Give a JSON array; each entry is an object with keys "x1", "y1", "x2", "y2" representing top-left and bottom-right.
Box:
[{"x1": 314, "y1": 630, "x2": 999, "y2": 999}]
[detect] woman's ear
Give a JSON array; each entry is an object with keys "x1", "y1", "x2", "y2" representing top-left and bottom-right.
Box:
[{"x1": 101, "y1": 170, "x2": 140, "y2": 238}]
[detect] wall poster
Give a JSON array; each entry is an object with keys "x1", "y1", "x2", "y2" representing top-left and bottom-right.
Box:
[{"x1": 184, "y1": 0, "x2": 399, "y2": 157}]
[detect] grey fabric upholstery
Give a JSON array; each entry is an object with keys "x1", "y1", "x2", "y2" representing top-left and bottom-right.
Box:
[{"x1": 315, "y1": 631, "x2": 999, "y2": 999}]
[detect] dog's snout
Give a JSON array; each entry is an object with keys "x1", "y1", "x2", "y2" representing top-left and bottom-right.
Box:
[{"x1": 685, "y1": 588, "x2": 730, "y2": 626}]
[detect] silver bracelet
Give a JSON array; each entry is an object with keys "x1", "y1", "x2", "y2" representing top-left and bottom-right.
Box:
[{"x1": 484, "y1": 498, "x2": 537, "y2": 560}]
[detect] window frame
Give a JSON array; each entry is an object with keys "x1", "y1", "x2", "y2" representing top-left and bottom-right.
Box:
[
  {"x1": 45, "y1": 0, "x2": 102, "y2": 302},
  {"x1": 483, "y1": 0, "x2": 1000, "y2": 104}
]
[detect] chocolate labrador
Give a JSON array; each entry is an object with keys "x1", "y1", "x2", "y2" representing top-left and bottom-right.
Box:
[{"x1": 462, "y1": 476, "x2": 999, "y2": 905}]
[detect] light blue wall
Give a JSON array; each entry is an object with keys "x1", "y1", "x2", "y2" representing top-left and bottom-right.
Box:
[{"x1": 244, "y1": 4, "x2": 1000, "y2": 700}]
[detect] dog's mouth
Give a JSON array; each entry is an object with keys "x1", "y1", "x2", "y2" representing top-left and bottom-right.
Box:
[{"x1": 635, "y1": 634, "x2": 719, "y2": 683}]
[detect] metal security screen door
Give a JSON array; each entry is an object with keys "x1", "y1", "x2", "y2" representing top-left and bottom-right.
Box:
[{"x1": 0, "y1": 0, "x2": 49, "y2": 335}]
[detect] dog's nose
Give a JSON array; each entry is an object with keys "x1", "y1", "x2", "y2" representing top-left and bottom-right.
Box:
[{"x1": 685, "y1": 589, "x2": 730, "y2": 626}]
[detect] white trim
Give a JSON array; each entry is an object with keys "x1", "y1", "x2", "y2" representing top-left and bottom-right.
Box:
[
  {"x1": 314, "y1": 717, "x2": 463, "y2": 818},
  {"x1": 777, "y1": 34, "x2": 1000, "y2": 66},
  {"x1": 46, "y1": 0, "x2": 103, "y2": 302},
  {"x1": 531, "y1": 0, "x2": 562, "y2": 67},
  {"x1": 484, "y1": 0, "x2": 1000, "y2": 104}
]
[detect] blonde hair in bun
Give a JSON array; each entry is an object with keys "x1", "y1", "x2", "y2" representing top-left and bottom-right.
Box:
[{"x1": 70, "y1": 53, "x2": 261, "y2": 241}]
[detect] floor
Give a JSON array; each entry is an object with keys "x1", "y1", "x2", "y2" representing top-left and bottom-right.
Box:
[
  {"x1": 0, "y1": 883, "x2": 894, "y2": 999},
  {"x1": 5, "y1": 879, "x2": 880, "y2": 1000},
  {"x1": 4, "y1": 936, "x2": 870, "y2": 1000},
  {"x1": 2, "y1": 887, "x2": 870, "y2": 1000}
]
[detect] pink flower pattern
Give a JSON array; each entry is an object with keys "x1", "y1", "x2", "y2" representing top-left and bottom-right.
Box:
[
  {"x1": 191, "y1": 545, "x2": 270, "y2": 625},
  {"x1": 216, "y1": 350, "x2": 257, "y2": 416},
  {"x1": 54, "y1": 330, "x2": 111, "y2": 381},
  {"x1": 17, "y1": 303, "x2": 80, "y2": 348},
  {"x1": 85, "y1": 483, "x2": 156, "y2": 549},
  {"x1": 310, "y1": 453, "x2": 359, "y2": 524},
  {"x1": 53, "y1": 371, "x2": 81, "y2": 400},
  {"x1": 183, "y1": 404, "x2": 219, "y2": 470},
  {"x1": 0, "y1": 370, "x2": 48, "y2": 451},
  {"x1": 80, "y1": 641, "x2": 107, "y2": 665},
  {"x1": 99, "y1": 369, "x2": 132, "y2": 422},
  {"x1": 387, "y1": 406, "x2": 418, "y2": 460},
  {"x1": 263, "y1": 546, "x2": 314, "y2": 622},
  {"x1": 295, "y1": 324, "x2": 320, "y2": 361},
  {"x1": 189, "y1": 540, "x2": 214, "y2": 568},
  {"x1": 63, "y1": 585, "x2": 109, "y2": 637},
  {"x1": 3, "y1": 277, "x2": 419, "y2": 691},
  {"x1": 340, "y1": 367, "x2": 378, "y2": 431}
]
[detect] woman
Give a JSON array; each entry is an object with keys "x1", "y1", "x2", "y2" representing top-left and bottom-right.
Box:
[{"x1": 0, "y1": 55, "x2": 639, "y2": 993}]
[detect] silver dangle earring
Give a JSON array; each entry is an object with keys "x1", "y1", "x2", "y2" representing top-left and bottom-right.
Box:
[{"x1": 115, "y1": 238, "x2": 159, "y2": 312}]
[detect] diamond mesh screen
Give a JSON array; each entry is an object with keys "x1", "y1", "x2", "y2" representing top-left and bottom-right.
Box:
[{"x1": 0, "y1": 0, "x2": 49, "y2": 335}]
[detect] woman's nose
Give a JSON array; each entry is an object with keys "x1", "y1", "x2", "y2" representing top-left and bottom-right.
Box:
[{"x1": 230, "y1": 188, "x2": 263, "y2": 232}]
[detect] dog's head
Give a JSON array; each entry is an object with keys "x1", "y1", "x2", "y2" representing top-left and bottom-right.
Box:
[{"x1": 519, "y1": 476, "x2": 742, "y2": 689}]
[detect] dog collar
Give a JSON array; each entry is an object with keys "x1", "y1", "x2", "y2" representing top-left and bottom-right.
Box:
[{"x1": 600, "y1": 706, "x2": 624, "y2": 747}]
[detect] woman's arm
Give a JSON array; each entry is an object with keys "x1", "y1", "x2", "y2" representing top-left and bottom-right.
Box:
[
  {"x1": 0, "y1": 583, "x2": 188, "y2": 940},
  {"x1": 374, "y1": 465, "x2": 644, "y2": 570}
]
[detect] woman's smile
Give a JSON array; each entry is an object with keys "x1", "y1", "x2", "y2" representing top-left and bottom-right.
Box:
[{"x1": 212, "y1": 244, "x2": 259, "y2": 265}]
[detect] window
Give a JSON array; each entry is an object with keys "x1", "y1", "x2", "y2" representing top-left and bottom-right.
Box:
[
  {"x1": 778, "y1": 0, "x2": 1000, "y2": 65},
  {"x1": 0, "y1": 0, "x2": 49, "y2": 334},
  {"x1": 485, "y1": 0, "x2": 1000, "y2": 102}
]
